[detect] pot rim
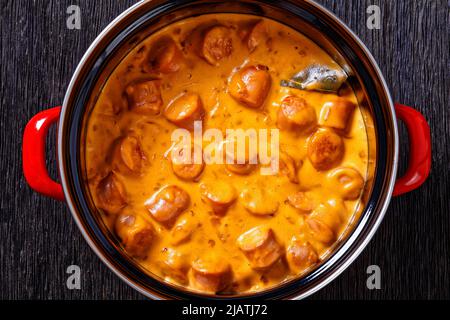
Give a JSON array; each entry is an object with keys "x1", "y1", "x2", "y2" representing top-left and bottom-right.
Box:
[{"x1": 58, "y1": 0, "x2": 398, "y2": 300}]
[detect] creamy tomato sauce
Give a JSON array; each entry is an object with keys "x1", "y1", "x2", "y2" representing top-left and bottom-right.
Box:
[{"x1": 84, "y1": 14, "x2": 370, "y2": 294}]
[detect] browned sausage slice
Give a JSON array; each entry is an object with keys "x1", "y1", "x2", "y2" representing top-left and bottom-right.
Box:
[
  {"x1": 286, "y1": 237, "x2": 319, "y2": 273},
  {"x1": 200, "y1": 181, "x2": 237, "y2": 215},
  {"x1": 164, "y1": 92, "x2": 205, "y2": 130},
  {"x1": 146, "y1": 37, "x2": 182, "y2": 74},
  {"x1": 125, "y1": 80, "x2": 163, "y2": 115},
  {"x1": 225, "y1": 148, "x2": 256, "y2": 175},
  {"x1": 326, "y1": 167, "x2": 365, "y2": 200},
  {"x1": 237, "y1": 226, "x2": 283, "y2": 270},
  {"x1": 191, "y1": 256, "x2": 232, "y2": 293},
  {"x1": 277, "y1": 96, "x2": 316, "y2": 132},
  {"x1": 306, "y1": 200, "x2": 344, "y2": 244},
  {"x1": 240, "y1": 186, "x2": 279, "y2": 216},
  {"x1": 318, "y1": 100, "x2": 355, "y2": 130},
  {"x1": 170, "y1": 217, "x2": 196, "y2": 245},
  {"x1": 307, "y1": 129, "x2": 344, "y2": 170},
  {"x1": 223, "y1": 136, "x2": 258, "y2": 175},
  {"x1": 305, "y1": 218, "x2": 335, "y2": 244},
  {"x1": 160, "y1": 248, "x2": 190, "y2": 284},
  {"x1": 96, "y1": 172, "x2": 127, "y2": 214},
  {"x1": 111, "y1": 135, "x2": 145, "y2": 174},
  {"x1": 228, "y1": 65, "x2": 271, "y2": 109},
  {"x1": 201, "y1": 26, "x2": 233, "y2": 65},
  {"x1": 247, "y1": 20, "x2": 268, "y2": 52},
  {"x1": 171, "y1": 144, "x2": 204, "y2": 181},
  {"x1": 226, "y1": 162, "x2": 255, "y2": 175},
  {"x1": 279, "y1": 151, "x2": 300, "y2": 183},
  {"x1": 145, "y1": 185, "x2": 190, "y2": 226},
  {"x1": 287, "y1": 191, "x2": 316, "y2": 213},
  {"x1": 172, "y1": 161, "x2": 204, "y2": 181},
  {"x1": 115, "y1": 214, "x2": 154, "y2": 259}
]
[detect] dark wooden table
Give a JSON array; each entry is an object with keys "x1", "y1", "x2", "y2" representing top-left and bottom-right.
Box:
[{"x1": 1, "y1": 0, "x2": 448, "y2": 300}]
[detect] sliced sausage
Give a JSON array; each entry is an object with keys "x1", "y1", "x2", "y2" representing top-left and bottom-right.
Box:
[
  {"x1": 224, "y1": 137, "x2": 258, "y2": 175},
  {"x1": 171, "y1": 144, "x2": 204, "y2": 181},
  {"x1": 172, "y1": 161, "x2": 204, "y2": 181},
  {"x1": 226, "y1": 162, "x2": 255, "y2": 175},
  {"x1": 201, "y1": 26, "x2": 233, "y2": 65},
  {"x1": 170, "y1": 217, "x2": 196, "y2": 245},
  {"x1": 326, "y1": 167, "x2": 365, "y2": 200},
  {"x1": 305, "y1": 218, "x2": 335, "y2": 244},
  {"x1": 306, "y1": 200, "x2": 344, "y2": 244},
  {"x1": 225, "y1": 149, "x2": 257, "y2": 174},
  {"x1": 287, "y1": 191, "x2": 316, "y2": 213},
  {"x1": 228, "y1": 65, "x2": 271, "y2": 109},
  {"x1": 191, "y1": 256, "x2": 232, "y2": 293},
  {"x1": 125, "y1": 80, "x2": 163, "y2": 115},
  {"x1": 307, "y1": 129, "x2": 344, "y2": 170},
  {"x1": 164, "y1": 92, "x2": 205, "y2": 130},
  {"x1": 237, "y1": 226, "x2": 283, "y2": 270},
  {"x1": 240, "y1": 186, "x2": 279, "y2": 216},
  {"x1": 115, "y1": 214, "x2": 154, "y2": 259},
  {"x1": 200, "y1": 181, "x2": 237, "y2": 215},
  {"x1": 145, "y1": 185, "x2": 190, "y2": 226},
  {"x1": 160, "y1": 248, "x2": 190, "y2": 284},
  {"x1": 96, "y1": 172, "x2": 127, "y2": 214},
  {"x1": 318, "y1": 100, "x2": 356, "y2": 130},
  {"x1": 286, "y1": 237, "x2": 319, "y2": 273},
  {"x1": 277, "y1": 96, "x2": 316, "y2": 132},
  {"x1": 279, "y1": 151, "x2": 300, "y2": 184},
  {"x1": 247, "y1": 20, "x2": 268, "y2": 52},
  {"x1": 146, "y1": 37, "x2": 182, "y2": 74},
  {"x1": 111, "y1": 135, "x2": 145, "y2": 175}
]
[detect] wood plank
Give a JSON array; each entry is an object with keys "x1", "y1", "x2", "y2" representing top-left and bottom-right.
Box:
[{"x1": 0, "y1": 0, "x2": 448, "y2": 299}]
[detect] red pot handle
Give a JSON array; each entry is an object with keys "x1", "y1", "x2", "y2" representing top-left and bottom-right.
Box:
[
  {"x1": 21, "y1": 104, "x2": 430, "y2": 200},
  {"x1": 22, "y1": 106, "x2": 65, "y2": 201},
  {"x1": 393, "y1": 103, "x2": 431, "y2": 196}
]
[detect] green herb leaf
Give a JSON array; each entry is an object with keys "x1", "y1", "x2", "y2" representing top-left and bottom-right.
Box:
[{"x1": 280, "y1": 64, "x2": 348, "y2": 93}]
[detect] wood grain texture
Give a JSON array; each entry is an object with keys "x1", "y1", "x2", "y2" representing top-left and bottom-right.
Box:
[{"x1": 0, "y1": 0, "x2": 448, "y2": 300}]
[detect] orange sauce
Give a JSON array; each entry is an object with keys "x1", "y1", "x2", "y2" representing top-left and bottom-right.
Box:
[{"x1": 84, "y1": 14, "x2": 369, "y2": 294}]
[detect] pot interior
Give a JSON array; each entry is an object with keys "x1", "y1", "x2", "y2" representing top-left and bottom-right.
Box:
[{"x1": 60, "y1": 0, "x2": 396, "y2": 299}]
